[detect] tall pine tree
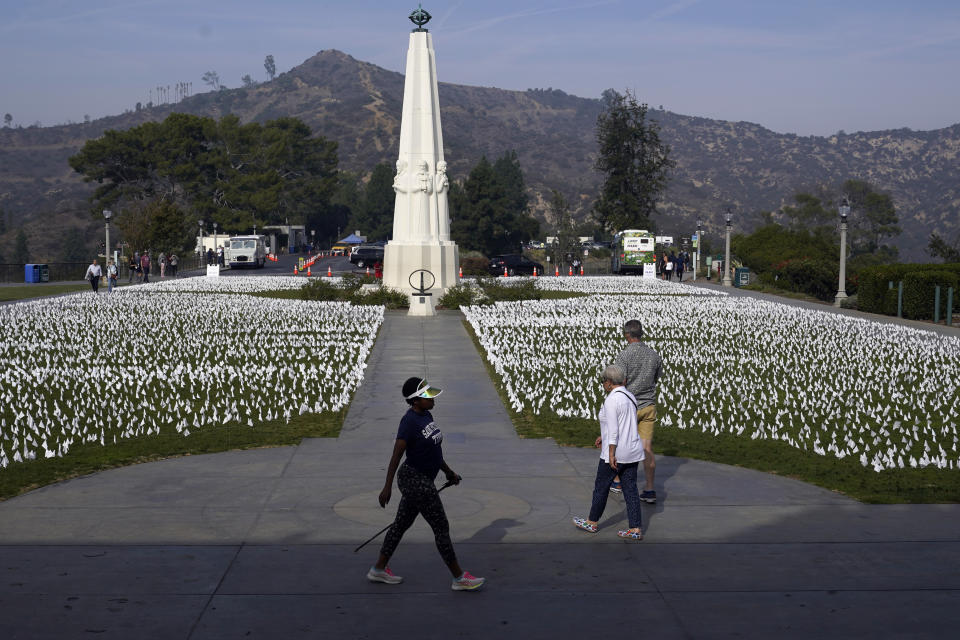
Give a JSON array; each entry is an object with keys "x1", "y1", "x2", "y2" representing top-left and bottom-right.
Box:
[
  {"x1": 451, "y1": 153, "x2": 539, "y2": 256},
  {"x1": 593, "y1": 89, "x2": 673, "y2": 233},
  {"x1": 351, "y1": 163, "x2": 395, "y2": 241}
]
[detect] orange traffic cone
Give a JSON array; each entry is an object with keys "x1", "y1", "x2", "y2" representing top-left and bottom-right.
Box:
[
  {"x1": 366, "y1": 266, "x2": 370, "y2": 276},
  {"x1": 294, "y1": 266, "x2": 298, "y2": 275},
  {"x1": 307, "y1": 267, "x2": 312, "y2": 277},
  {"x1": 459, "y1": 265, "x2": 463, "y2": 278},
  {"x1": 568, "y1": 266, "x2": 573, "y2": 276},
  {"x1": 503, "y1": 266, "x2": 508, "y2": 277},
  {"x1": 554, "y1": 266, "x2": 559, "y2": 276},
  {"x1": 327, "y1": 265, "x2": 332, "y2": 277},
  {"x1": 580, "y1": 265, "x2": 584, "y2": 276},
  {"x1": 533, "y1": 267, "x2": 537, "y2": 277}
]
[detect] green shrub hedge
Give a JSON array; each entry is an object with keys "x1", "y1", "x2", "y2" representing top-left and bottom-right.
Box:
[
  {"x1": 767, "y1": 258, "x2": 837, "y2": 301},
  {"x1": 858, "y1": 263, "x2": 960, "y2": 318}
]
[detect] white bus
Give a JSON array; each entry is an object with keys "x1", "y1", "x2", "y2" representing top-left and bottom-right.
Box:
[
  {"x1": 226, "y1": 235, "x2": 267, "y2": 268},
  {"x1": 611, "y1": 229, "x2": 656, "y2": 274}
]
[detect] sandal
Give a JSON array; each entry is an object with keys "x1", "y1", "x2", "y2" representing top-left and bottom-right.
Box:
[
  {"x1": 617, "y1": 528, "x2": 643, "y2": 541},
  {"x1": 572, "y1": 517, "x2": 598, "y2": 533}
]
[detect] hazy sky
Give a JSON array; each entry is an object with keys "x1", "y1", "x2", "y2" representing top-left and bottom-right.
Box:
[{"x1": 3, "y1": 0, "x2": 959, "y2": 136}]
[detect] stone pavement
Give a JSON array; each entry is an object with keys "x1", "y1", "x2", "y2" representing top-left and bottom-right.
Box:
[{"x1": 1, "y1": 311, "x2": 959, "y2": 639}]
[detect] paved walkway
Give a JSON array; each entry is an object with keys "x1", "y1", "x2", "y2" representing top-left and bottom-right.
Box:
[{"x1": 1, "y1": 311, "x2": 959, "y2": 639}]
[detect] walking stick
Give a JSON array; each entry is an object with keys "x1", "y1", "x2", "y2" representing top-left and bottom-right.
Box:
[{"x1": 353, "y1": 481, "x2": 455, "y2": 553}]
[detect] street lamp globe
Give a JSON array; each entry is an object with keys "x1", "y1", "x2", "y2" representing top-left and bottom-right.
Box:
[{"x1": 839, "y1": 198, "x2": 850, "y2": 222}]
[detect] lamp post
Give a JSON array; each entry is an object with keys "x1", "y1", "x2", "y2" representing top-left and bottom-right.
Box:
[
  {"x1": 695, "y1": 218, "x2": 702, "y2": 282},
  {"x1": 722, "y1": 208, "x2": 733, "y2": 287},
  {"x1": 102, "y1": 209, "x2": 112, "y2": 269},
  {"x1": 311, "y1": 229, "x2": 315, "y2": 252},
  {"x1": 198, "y1": 220, "x2": 204, "y2": 265},
  {"x1": 835, "y1": 198, "x2": 850, "y2": 307}
]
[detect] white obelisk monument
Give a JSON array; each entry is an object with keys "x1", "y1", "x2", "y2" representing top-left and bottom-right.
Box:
[{"x1": 383, "y1": 6, "x2": 459, "y2": 315}]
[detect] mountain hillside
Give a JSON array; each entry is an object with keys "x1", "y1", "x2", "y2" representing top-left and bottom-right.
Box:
[{"x1": 1, "y1": 49, "x2": 957, "y2": 261}]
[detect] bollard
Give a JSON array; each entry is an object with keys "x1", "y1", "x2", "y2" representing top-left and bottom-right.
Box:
[
  {"x1": 948, "y1": 287, "x2": 954, "y2": 327},
  {"x1": 897, "y1": 281, "x2": 903, "y2": 318},
  {"x1": 935, "y1": 285, "x2": 941, "y2": 324}
]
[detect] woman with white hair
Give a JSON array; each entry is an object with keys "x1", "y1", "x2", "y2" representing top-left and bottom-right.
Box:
[{"x1": 573, "y1": 364, "x2": 646, "y2": 540}]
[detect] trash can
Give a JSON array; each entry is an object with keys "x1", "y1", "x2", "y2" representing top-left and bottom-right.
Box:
[
  {"x1": 25, "y1": 264, "x2": 49, "y2": 283},
  {"x1": 734, "y1": 267, "x2": 750, "y2": 287}
]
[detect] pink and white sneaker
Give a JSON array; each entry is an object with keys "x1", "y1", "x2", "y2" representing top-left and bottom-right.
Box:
[
  {"x1": 451, "y1": 571, "x2": 486, "y2": 591},
  {"x1": 367, "y1": 566, "x2": 403, "y2": 584}
]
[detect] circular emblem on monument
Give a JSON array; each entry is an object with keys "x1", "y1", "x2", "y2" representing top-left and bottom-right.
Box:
[
  {"x1": 409, "y1": 269, "x2": 436, "y2": 293},
  {"x1": 409, "y1": 4, "x2": 432, "y2": 30}
]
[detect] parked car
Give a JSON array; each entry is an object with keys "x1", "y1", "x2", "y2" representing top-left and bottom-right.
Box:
[
  {"x1": 488, "y1": 254, "x2": 544, "y2": 276},
  {"x1": 349, "y1": 246, "x2": 385, "y2": 268}
]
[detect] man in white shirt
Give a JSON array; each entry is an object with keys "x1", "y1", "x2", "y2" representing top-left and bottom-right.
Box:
[
  {"x1": 84, "y1": 259, "x2": 102, "y2": 293},
  {"x1": 572, "y1": 364, "x2": 646, "y2": 540}
]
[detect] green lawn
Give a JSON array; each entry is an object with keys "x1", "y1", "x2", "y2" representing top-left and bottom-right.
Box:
[
  {"x1": 0, "y1": 409, "x2": 344, "y2": 501},
  {"x1": 464, "y1": 320, "x2": 960, "y2": 504},
  {"x1": 0, "y1": 284, "x2": 91, "y2": 302},
  {"x1": 0, "y1": 284, "x2": 369, "y2": 501}
]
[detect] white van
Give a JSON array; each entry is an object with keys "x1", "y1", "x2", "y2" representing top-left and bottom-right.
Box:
[{"x1": 227, "y1": 235, "x2": 266, "y2": 268}]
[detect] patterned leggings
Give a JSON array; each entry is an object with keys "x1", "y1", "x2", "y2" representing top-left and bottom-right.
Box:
[{"x1": 380, "y1": 464, "x2": 457, "y2": 566}]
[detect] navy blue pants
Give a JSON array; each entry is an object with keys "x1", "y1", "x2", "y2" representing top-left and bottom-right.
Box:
[{"x1": 589, "y1": 459, "x2": 643, "y2": 529}]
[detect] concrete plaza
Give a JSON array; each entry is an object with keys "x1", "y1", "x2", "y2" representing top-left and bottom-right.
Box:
[{"x1": 0, "y1": 310, "x2": 958, "y2": 638}]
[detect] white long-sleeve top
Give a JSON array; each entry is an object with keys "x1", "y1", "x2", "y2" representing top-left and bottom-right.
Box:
[
  {"x1": 84, "y1": 264, "x2": 102, "y2": 280},
  {"x1": 599, "y1": 386, "x2": 645, "y2": 464}
]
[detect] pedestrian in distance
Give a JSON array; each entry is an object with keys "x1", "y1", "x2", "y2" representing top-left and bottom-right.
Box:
[
  {"x1": 128, "y1": 253, "x2": 138, "y2": 283},
  {"x1": 367, "y1": 377, "x2": 486, "y2": 591},
  {"x1": 676, "y1": 252, "x2": 685, "y2": 282},
  {"x1": 140, "y1": 252, "x2": 151, "y2": 284},
  {"x1": 206, "y1": 247, "x2": 214, "y2": 266},
  {"x1": 169, "y1": 254, "x2": 178, "y2": 278},
  {"x1": 572, "y1": 364, "x2": 645, "y2": 540},
  {"x1": 613, "y1": 319, "x2": 662, "y2": 504},
  {"x1": 158, "y1": 252, "x2": 167, "y2": 278},
  {"x1": 105, "y1": 259, "x2": 118, "y2": 293},
  {"x1": 84, "y1": 258, "x2": 102, "y2": 293}
]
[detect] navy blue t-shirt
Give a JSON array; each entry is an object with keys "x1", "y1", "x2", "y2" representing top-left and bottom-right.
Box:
[{"x1": 397, "y1": 408, "x2": 444, "y2": 480}]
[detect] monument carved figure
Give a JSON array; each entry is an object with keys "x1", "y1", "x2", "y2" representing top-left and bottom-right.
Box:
[{"x1": 435, "y1": 161, "x2": 450, "y2": 241}]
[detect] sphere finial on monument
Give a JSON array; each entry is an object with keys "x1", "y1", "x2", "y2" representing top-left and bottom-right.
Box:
[{"x1": 409, "y1": 4, "x2": 432, "y2": 32}]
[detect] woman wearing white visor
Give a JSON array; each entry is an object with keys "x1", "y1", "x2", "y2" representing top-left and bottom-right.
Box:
[{"x1": 367, "y1": 376, "x2": 486, "y2": 591}]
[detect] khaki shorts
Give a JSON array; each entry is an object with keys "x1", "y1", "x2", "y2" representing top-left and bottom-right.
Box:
[{"x1": 636, "y1": 404, "x2": 656, "y2": 442}]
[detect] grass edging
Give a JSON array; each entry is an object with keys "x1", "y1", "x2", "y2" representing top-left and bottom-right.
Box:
[
  {"x1": 0, "y1": 411, "x2": 344, "y2": 502},
  {"x1": 461, "y1": 318, "x2": 959, "y2": 504}
]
